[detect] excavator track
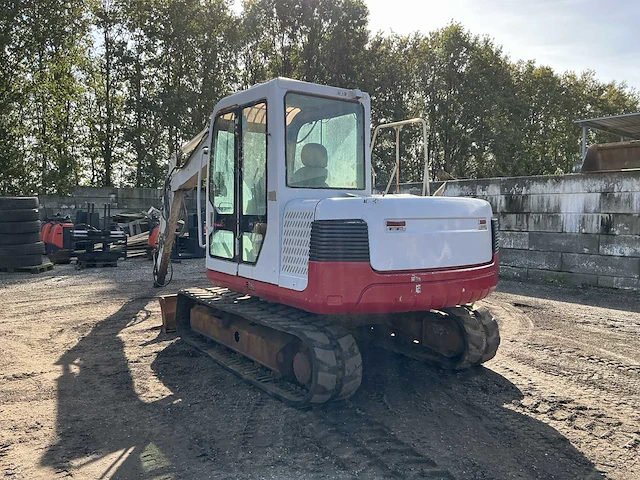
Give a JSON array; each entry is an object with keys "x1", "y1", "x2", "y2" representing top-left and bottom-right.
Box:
[
  {"x1": 360, "y1": 306, "x2": 501, "y2": 370},
  {"x1": 175, "y1": 288, "x2": 497, "y2": 406},
  {"x1": 175, "y1": 287, "x2": 362, "y2": 407}
]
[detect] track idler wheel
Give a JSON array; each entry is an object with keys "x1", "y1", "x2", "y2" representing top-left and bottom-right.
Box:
[
  {"x1": 293, "y1": 349, "x2": 312, "y2": 386},
  {"x1": 441, "y1": 306, "x2": 501, "y2": 369},
  {"x1": 377, "y1": 305, "x2": 501, "y2": 370}
]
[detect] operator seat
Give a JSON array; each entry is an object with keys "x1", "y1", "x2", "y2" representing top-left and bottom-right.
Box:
[{"x1": 290, "y1": 143, "x2": 328, "y2": 187}]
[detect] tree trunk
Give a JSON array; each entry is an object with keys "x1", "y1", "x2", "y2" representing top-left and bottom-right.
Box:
[
  {"x1": 134, "y1": 45, "x2": 144, "y2": 187},
  {"x1": 104, "y1": 23, "x2": 113, "y2": 187}
]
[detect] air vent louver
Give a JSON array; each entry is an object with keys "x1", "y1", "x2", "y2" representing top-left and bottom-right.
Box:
[{"x1": 309, "y1": 220, "x2": 370, "y2": 262}]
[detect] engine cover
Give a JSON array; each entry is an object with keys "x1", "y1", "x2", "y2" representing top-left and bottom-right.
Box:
[{"x1": 314, "y1": 194, "x2": 494, "y2": 272}]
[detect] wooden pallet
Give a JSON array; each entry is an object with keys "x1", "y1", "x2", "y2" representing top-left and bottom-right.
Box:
[{"x1": 0, "y1": 262, "x2": 54, "y2": 274}]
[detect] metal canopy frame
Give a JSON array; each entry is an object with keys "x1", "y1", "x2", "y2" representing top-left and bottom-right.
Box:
[
  {"x1": 574, "y1": 112, "x2": 640, "y2": 158},
  {"x1": 370, "y1": 118, "x2": 430, "y2": 196}
]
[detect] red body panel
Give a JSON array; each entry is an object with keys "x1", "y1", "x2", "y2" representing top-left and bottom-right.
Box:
[
  {"x1": 41, "y1": 223, "x2": 53, "y2": 244},
  {"x1": 206, "y1": 254, "x2": 499, "y2": 315},
  {"x1": 50, "y1": 222, "x2": 73, "y2": 249},
  {"x1": 149, "y1": 225, "x2": 160, "y2": 247}
]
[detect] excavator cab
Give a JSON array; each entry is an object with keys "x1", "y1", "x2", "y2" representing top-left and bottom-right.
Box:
[
  {"x1": 157, "y1": 78, "x2": 501, "y2": 407},
  {"x1": 204, "y1": 79, "x2": 371, "y2": 285}
]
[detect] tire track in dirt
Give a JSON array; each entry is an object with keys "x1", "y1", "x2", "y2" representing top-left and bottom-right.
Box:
[
  {"x1": 483, "y1": 292, "x2": 640, "y2": 480},
  {"x1": 301, "y1": 405, "x2": 455, "y2": 480},
  {"x1": 479, "y1": 297, "x2": 535, "y2": 341},
  {"x1": 231, "y1": 377, "x2": 454, "y2": 479},
  {"x1": 512, "y1": 340, "x2": 640, "y2": 376},
  {"x1": 492, "y1": 356, "x2": 639, "y2": 479},
  {"x1": 357, "y1": 344, "x2": 601, "y2": 480},
  {"x1": 240, "y1": 394, "x2": 268, "y2": 450},
  {"x1": 3, "y1": 264, "x2": 640, "y2": 479}
]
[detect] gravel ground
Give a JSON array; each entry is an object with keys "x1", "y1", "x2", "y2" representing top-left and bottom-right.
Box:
[{"x1": 0, "y1": 258, "x2": 639, "y2": 479}]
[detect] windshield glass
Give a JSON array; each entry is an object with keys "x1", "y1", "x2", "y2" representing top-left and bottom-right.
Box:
[{"x1": 285, "y1": 93, "x2": 365, "y2": 189}]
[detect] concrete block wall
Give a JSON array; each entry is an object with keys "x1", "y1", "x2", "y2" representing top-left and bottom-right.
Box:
[
  {"x1": 400, "y1": 171, "x2": 640, "y2": 291},
  {"x1": 450, "y1": 172, "x2": 640, "y2": 290}
]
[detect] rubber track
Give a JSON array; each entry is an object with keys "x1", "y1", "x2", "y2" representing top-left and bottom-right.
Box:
[
  {"x1": 476, "y1": 307, "x2": 501, "y2": 363},
  {"x1": 363, "y1": 306, "x2": 500, "y2": 370},
  {"x1": 176, "y1": 287, "x2": 363, "y2": 407}
]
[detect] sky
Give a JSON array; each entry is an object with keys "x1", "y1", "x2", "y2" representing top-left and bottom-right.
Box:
[
  {"x1": 233, "y1": 0, "x2": 640, "y2": 91},
  {"x1": 365, "y1": 0, "x2": 640, "y2": 90}
]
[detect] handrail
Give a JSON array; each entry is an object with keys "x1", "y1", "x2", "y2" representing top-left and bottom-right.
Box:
[
  {"x1": 196, "y1": 146, "x2": 208, "y2": 249},
  {"x1": 370, "y1": 117, "x2": 430, "y2": 196}
]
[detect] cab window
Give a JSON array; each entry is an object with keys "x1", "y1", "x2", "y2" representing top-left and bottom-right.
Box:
[{"x1": 285, "y1": 93, "x2": 365, "y2": 189}]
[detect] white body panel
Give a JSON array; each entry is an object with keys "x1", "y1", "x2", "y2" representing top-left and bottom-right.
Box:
[
  {"x1": 278, "y1": 199, "x2": 319, "y2": 291},
  {"x1": 277, "y1": 194, "x2": 494, "y2": 290},
  {"x1": 314, "y1": 195, "x2": 493, "y2": 272}
]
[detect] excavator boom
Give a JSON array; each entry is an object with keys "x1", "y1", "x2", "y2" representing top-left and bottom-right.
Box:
[{"x1": 154, "y1": 129, "x2": 209, "y2": 287}]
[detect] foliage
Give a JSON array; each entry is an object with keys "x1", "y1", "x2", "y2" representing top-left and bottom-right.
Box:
[{"x1": 0, "y1": 3, "x2": 637, "y2": 194}]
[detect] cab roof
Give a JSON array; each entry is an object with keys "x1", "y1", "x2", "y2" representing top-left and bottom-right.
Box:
[{"x1": 212, "y1": 78, "x2": 369, "y2": 117}]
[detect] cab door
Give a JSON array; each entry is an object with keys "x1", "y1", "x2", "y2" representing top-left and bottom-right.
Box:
[
  {"x1": 208, "y1": 102, "x2": 268, "y2": 276},
  {"x1": 208, "y1": 110, "x2": 238, "y2": 275}
]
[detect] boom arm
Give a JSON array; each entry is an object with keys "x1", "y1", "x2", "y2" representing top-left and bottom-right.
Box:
[{"x1": 154, "y1": 128, "x2": 209, "y2": 287}]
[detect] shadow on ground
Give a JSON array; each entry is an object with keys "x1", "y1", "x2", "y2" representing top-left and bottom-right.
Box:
[{"x1": 41, "y1": 299, "x2": 603, "y2": 479}]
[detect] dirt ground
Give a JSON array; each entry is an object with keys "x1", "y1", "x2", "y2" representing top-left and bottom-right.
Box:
[{"x1": 1, "y1": 258, "x2": 639, "y2": 480}]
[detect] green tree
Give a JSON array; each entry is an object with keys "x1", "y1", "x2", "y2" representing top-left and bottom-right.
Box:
[
  {"x1": 85, "y1": 0, "x2": 128, "y2": 187},
  {"x1": 239, "y1": 0, "x2": 369, "y2": 87},
  {"x1": 23, "y1": 0, "x2": 92, "y2": 194},
  {"x1": 0, "y1": 1, "x2": 32, "y2": 194},
  {"x1": 2, "y1": 4, "x2": 639, "y2": 195}
]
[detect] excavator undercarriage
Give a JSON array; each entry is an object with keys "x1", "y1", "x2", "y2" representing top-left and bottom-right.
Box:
[{"x1": 174, "y1": 287, "x2": 500, "y2": 407}]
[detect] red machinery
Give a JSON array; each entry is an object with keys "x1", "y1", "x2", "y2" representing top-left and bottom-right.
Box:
[
  {"x1": 42, "y1": 204, "x2": 127, "y2": 267},
  {"x1": 41, "y1": 219, "x2": 74, "y2": 264}
]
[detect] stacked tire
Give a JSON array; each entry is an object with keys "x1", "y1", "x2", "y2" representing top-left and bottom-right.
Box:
[{"x1": 0, "y1": 197, "x2": 44, "y2": 270}]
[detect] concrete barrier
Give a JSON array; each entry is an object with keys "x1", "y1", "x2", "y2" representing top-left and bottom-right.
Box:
[{"x1": 399, "y1": 171, "x2": 640, "y2": 291}]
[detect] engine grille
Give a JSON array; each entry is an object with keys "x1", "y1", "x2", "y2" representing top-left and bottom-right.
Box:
[
  {"x1": 309, "y1": 220, "x2": 370, "y2": 262},
  {"x1": 491, "y1": 217, "x2": 500, "y2": 253},
  {"x1": 281, "y1": 208, "x2": 314, "y2": 276}
]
